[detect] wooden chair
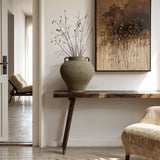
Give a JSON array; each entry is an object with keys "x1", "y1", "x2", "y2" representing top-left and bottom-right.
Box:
[{"x1": 9, "y1": 74, "x2": 32, "y2": 103}]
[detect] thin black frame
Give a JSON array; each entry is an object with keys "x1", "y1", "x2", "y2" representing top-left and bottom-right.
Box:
[{"x1": 95, "y1": 0, "x2": 151, "y2": 72}]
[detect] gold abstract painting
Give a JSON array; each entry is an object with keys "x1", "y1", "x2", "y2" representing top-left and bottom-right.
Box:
[{"x1": 95, "y1": 0, "x2": 151, "y2": 71}]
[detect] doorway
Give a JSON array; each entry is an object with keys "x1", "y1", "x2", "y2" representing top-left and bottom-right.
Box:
[{"x1": 7, "y1": 0, "x2": 33, "y2": 143}]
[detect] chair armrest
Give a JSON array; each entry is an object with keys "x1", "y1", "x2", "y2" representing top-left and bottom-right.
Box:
[{"x1": 140, "y1": 106, "x2": 160, "y2": 125}]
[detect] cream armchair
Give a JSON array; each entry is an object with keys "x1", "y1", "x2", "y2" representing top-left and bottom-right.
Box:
[
  {"x1": 121, "y1": 106, "x2": 160, "y2": 160},
  {"x1": 9, "y1": 74, "x2": 32, "y2": 103}
]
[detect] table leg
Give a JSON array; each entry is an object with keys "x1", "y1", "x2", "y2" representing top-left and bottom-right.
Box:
[{"x1": 62, "y1": 98, "x2": 76, "y2": 154}]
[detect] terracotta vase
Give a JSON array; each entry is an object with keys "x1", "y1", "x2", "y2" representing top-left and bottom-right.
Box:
[{"x1": 60, "y1": 56, "x2": 94, "y2": 92}]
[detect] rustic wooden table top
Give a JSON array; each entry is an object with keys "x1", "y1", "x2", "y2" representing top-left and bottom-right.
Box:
[{"x1": 53, "y1": 90, "x2": 160, "y2": 98}]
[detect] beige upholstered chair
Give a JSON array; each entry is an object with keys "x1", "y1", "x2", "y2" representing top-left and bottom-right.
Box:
[
  {"x1": 121, "y1": 106, "x2": 160, "y2": 160},
  {"x1": 9, "y1": 74, "x2": 32, "y2": 103}
]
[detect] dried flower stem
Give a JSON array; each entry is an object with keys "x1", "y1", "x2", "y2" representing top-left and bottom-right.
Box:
[{"x1": 51, "y1": 11, "x2": 91, "y2": 57}]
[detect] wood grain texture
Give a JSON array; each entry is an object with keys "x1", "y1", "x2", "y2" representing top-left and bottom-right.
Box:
[
  {"x1": 8, "y1": 100, "x2": 32, "y2": 142},
  {"x1": 0, "y1": 146, "x2": 147, "y2": 160},
  {"x1": 54, "y1": 90, "x2": 160, "y2": 99},
  {"x1": 62, "y1": 98, "x2": 76, "y2": 154}
]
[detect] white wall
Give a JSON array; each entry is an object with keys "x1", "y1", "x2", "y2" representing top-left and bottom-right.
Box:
[
  {"x1": 44, "y1": 0, "x2": 160, "y2": 147},
  {"x1": 7, "y1": 0, "x2": 25, "y2": 78}
]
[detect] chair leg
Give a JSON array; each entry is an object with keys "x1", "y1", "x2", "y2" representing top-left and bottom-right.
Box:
[
  {"x1": 9, "y1": 89, "x2": 15, "y2": 104},
  {"x1": 9, "y1": 95, "x2": 12, "y2": 104},
  {"x1": 126, "y1": 155, "x2": 130, "y2": 160}
]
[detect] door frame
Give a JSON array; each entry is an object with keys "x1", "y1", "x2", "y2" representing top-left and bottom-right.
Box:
[
  {"x1": 32, "y1": 0, "x2": 45, "y2": 147},
  {"x1": 0, "y1": 0, "x2": 45, "y2": 146}
]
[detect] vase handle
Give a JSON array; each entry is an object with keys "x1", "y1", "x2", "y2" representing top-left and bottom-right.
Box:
[
  {"x1": 64, "y1": 57, "x2": 69, "y2": 62},
  {"x1": 85, "y1": 57, "x2": 90, "y2": 62}
]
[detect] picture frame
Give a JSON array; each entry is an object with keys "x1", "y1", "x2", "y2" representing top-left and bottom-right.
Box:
[{"x1": 95, "y1": 0, "x2": 151, "y2": 72}]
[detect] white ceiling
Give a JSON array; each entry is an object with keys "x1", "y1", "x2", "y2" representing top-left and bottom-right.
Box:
[{"x1": 14, "y1": 0, "x2": 32, "y2": 16}]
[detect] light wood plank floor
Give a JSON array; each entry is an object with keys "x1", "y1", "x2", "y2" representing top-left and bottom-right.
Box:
[
  {"x1": 8, "y1": 99, "x2": 32, "y2": 142},
  {"x1": 0, "y1": 146, "x2": 147, "y2": 160}
]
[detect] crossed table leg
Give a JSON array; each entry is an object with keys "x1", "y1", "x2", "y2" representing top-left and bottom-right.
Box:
[{"x1": 62, "y1": 98, "x2": 76, "y2": 154}]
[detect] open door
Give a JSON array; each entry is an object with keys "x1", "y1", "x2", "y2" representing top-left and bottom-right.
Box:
[{"x1": 0, "y1": 0, "x2": 8, "y2": 141}]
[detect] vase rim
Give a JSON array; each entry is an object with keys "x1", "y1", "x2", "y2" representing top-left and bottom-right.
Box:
[{"x1": 68, "y1": 56, "x2": 86, "y2": 60}]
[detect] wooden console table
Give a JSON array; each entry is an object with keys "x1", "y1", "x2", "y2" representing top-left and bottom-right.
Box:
[{"x1": 53, "y1": 90, "x2": 160, "y2": 154}]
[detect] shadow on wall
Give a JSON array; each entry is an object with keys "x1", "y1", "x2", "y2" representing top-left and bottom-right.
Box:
[
  {"x1": 44, "y1": 63, "x2": 67, "y2": 146},
  {"x1": 49, "y1": 62, "x2": 66, "y2": 89}
]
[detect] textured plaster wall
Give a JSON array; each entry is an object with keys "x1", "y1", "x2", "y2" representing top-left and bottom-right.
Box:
[{"x1": 44, "y1": 0, "x2": 160, "y2": 146}]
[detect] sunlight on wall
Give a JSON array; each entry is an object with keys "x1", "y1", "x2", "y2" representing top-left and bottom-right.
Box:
[
  {"x1": 25, "y1": 17, "x2": 33, "y2": 85},
  {"x1": 137, "y1": 52, "x2": 159, "y2": 90}
]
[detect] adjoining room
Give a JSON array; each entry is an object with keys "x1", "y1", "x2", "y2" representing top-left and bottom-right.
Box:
[{"x1": 8, "y1": 0, "x2": 33, "y2": 143}]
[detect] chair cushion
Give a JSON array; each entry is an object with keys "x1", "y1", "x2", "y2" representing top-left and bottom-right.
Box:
[
  {"x1": 121, "y1": 123, "x2": 160, "y2": 160},
  {"x1": 9, "y1": 74, "x2": 32, "y2": 93},
  {"x1": 9, "y1": 75, "x2": 25, "y2": 90},
  {"x1": 18, "y1": 85, "x2": 32, "y2": 93},
  {"x1": 16, "y1": 74, "x2": 28, "y2": 86}
]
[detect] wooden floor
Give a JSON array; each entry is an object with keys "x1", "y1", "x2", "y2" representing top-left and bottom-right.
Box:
[
  {"x1": 8, "y1": 99, "x2": 32, "y2": 142},
  {"x1": 0, "y1": 146, "x2": 147, "y2": 160}
]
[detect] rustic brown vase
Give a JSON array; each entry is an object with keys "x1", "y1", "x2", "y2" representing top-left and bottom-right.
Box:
[{"x1": 60, "y1": 57, "x2": 94, "y2": 92}]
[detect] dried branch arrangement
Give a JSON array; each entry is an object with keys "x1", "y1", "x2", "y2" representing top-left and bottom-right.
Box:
[{"x1": 51, "y1": 10, "x2": 91, "y2": 57}]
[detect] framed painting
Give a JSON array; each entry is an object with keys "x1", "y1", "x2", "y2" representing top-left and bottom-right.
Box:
[{"x1": 95, "y1": 0, "x2": 151, "y2": 72}]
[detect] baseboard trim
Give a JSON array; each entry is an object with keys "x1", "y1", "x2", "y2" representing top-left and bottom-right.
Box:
[
  {"x1": 67, "y1": 139, "x2": 122, "y2": 147},
  {"x1": 46, "y1": 138, "x2": 122, "y2": 147},
  {"x1": 0, "y1": 142, "x2": 32, "y2": 146}
]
